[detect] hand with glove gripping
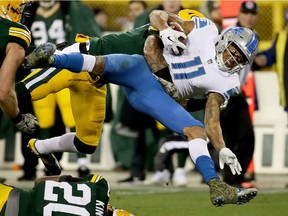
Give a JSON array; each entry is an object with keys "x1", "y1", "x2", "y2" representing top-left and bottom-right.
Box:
[
  {"x1": 12, "y1": 113, "x2": 39, "y2": 133},
  {"x1": 219, "y1": 147, "x2": 242, "y2": 175},
  {"x1": 159, "y1": 25, "x2": 187, "y2": 55}
]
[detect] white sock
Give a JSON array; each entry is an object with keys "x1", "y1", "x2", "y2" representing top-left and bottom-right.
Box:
[
  {"x1": 35, "y1": 132, "x2": 78, "y2": 154},
  {"x1": 81, "y1": 54, "x2": 96, "y2": 72},
  {"x1": 188, "y1": 138, "x2": 211, "y2": 163}
]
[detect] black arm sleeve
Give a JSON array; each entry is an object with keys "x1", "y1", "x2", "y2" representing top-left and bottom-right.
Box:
[{"x1": 186, "y1": 98, "x2": 207, "y2": 112}]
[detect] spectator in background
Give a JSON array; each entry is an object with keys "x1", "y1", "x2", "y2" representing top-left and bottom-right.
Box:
[
  {"x1": 94, "y1": 8, "x2": 115, "y2": 34},
  {"x1": 254, "y1": 10, "x2": 288, "y2": 114},
  {"x1": 18, "y1": 0, "x2": 101, "y2": 180},
  {"x1": 219, "y1": 0, "x2": 259, "y2": 188},
  {"x1": 237, "y1": 0, "x2": 258, "y2": 30},
  {"x1": 199, "y1": 0, "x2": 223, "y2": 32},
  {"x1": 121, "y1": 0, "x2": 148, "y2": 32},
  {"x1": 134, "y1": 0, "x2": 182, "y2": 27}
]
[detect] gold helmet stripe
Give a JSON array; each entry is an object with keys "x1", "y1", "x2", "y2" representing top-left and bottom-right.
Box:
[{"x1": 178, "y1": 9, "x2": 206, "y2": 21}]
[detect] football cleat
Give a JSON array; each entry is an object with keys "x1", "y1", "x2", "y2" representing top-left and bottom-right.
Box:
[
  {"x1": 208, "y1": 178, "x2": 257, "y2": 207},
  {"x1": 27, "y1": 138, "x2": 62, "y2": 175},
  {"x1": 24, "y1": 42, "x2": 56, "y2": 69}
]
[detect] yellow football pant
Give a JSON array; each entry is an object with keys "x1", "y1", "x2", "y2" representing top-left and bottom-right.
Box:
[{"x1": 22, "y1": 68, "x2": 106, "y2": 147}]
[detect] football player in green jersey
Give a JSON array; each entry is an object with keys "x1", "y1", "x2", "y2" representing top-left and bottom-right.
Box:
[
  {"x1": 0, "y1": 0, "x2": 39, "y2": 133},
  {"x1": 16, "y1": 22, "x2": 161, "y2": 174},
  {"x1": 0, "y1": 173, "x2": 134, "y2": 216}
]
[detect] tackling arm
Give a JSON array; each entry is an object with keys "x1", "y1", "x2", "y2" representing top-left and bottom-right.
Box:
[{"x1": 0, "y1": 43, "x2": 24, "y2": 118}]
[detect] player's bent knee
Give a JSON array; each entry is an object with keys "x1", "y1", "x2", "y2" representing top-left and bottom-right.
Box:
[
  {"x1": 74, "y1": 136, "x2": 97, "y2": 154},
  {"x1": 184, "y1": 126, "x2": 207, "y2": 140}
]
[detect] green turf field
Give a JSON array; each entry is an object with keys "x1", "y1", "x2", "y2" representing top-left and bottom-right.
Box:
[{"x1": 109, "y1": 187, "x2": 288, "y2": 216}]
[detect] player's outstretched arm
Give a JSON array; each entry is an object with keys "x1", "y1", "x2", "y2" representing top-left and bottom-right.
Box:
[{"x1": 204, "y1": 93, "x2": 242, "y2": 175}]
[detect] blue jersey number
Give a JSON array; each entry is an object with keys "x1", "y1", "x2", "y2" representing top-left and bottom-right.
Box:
[{"x1": 172, "y1": 56, "x2": 206, "y2": 80}]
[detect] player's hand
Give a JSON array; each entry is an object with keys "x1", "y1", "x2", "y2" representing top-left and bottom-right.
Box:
[
  {"x1": 159, "y1": 27, "x2": 187, "y2": 55},
  {"x1": 157, "y1": 76, "x2": 180, "y2": 101},
  {"x1": 219, "y1": 147, "x2": 242, "y2": 175},
  {"x1": 15, "y1": 113, "x2": 39, "y2": 133}
]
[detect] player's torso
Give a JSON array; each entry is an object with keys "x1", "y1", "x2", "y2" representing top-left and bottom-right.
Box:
[
  {"x1": 31, "y1": 9, "x2": 66, "y2": 46},
  {"x1": 163, "y1": 17, "x2": 240, "y2": 100},
  {"x1": 0, "y1": 17, "x2": 31, "y2": 65},
  {"x1": 30, "y1": 180, "x2": 109, "y2": 216}
]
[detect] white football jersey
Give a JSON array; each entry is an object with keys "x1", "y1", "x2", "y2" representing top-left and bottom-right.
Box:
[{"x1": 162, "y1": 17, "x2": 240, "y2": 103}]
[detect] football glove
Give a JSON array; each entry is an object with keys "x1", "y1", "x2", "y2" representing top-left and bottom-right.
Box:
[
  {"x1": 157, "y1": 76, "x2": 180, "y2": 101},
  {"x1": 15, "y1": 113, "x2": 39, "y2": 133},
  {"x1": 219, "y1": 147, "x2": 242, "y2": 175},
  {"x1": 159, "y1": 27, "x2": 187, "y2": 55}
]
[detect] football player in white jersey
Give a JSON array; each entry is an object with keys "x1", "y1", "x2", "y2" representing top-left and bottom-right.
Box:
[
  {"x1": 143, "y1": 10, "x2": 258, "y2": 187},
  {"x1": 24, "y1": 10, "x2": 258, "y2": 207}
]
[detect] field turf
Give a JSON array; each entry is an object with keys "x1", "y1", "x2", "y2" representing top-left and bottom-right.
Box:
[{"x1": 109, "y1": 187, "x2": 288, "y2": 216}]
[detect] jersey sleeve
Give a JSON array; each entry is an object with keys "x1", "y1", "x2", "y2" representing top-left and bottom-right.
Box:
[
  {"x1": 89, "y1": 24, "x2": 150, "y2": 56},
  {"x1": 7, "y1": 23, "x2": 31, "y2": 49}
]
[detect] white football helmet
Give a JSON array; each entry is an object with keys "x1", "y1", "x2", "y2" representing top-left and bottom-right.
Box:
[{"x1": 215, "y1": 27, "x2": 258, "y2": 74}]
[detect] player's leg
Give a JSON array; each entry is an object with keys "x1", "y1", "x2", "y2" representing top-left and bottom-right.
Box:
[
  {"x1": 125, "y1": 84, "x2": 257, "y2": 206},
  {"x1": 55, "y1": 89, "x2": 90, "y2": 177},
  {"x1": 17, "y1": 68, "x2": 84, "y2": 174},
  {"x1": 29, "y1": 72, "x2": 105, "y2": 155}
]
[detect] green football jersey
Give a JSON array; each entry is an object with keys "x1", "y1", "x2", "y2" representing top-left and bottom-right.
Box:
[
  {"x1": 18, "y1": 174, "x2": 110, "y2": 216},
  {"x1": 0, "y1": 17, "x2": 31, "y2": 66},
  {"x1": 31, "y1": 9, "x2": 66, "y2": 46},
  {"x1": 30, "y1": 175, "x2": 109, "y2": 216},
  {"x1": 89, "y1": 24, "x2": 158, "y2": 56}
]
